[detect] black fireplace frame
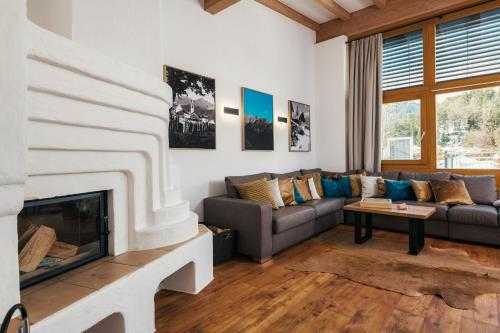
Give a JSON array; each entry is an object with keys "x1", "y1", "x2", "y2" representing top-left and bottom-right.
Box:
[{"x1": 19, "y1": 191, "x2": 109, "y2": 289}]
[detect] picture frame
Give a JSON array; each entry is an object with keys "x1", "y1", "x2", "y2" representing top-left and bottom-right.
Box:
[
  {"x1": 163, "y1": 65, "x2": 216, "y2": 149},
  {"x1": 241, "y1": 87, "x2": 274, "y2": 151},
  {"x1": 288, "y1": 100, "x2": 311, "y2": 152}
]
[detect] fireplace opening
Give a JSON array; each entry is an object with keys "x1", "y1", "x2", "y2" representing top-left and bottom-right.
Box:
[{"x1": 18, "y1": 191, "x2": 109, "y2": 289}]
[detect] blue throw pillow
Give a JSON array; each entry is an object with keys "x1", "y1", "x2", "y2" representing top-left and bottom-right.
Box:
[
  {"x1": 384, "y1": 179, "x2": 416, "y2": 201},
  {"x1": 340, "y1": 176, "x2": 352, "y2": 198},
  {"x1": 322, "y1": 177, "x2": 352, "y2": 198},
  {"x1": 293, "y1": 181, "x2": 306, "y2": 204}
]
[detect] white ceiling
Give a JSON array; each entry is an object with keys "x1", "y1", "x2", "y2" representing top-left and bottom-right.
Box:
[{"x1": 279, "y1": 0, "x2": 375, "y2": 24}]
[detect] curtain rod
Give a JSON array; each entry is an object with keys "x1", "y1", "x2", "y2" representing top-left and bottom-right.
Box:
[{"x1": 345, "y1": 0, "x2": 496, "y2": 44}]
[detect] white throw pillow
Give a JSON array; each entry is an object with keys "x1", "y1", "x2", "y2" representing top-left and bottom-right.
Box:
[
  {"x1": 360, "y1": 175, "x2": 380, "y2": 198},
  {"x1": 308, "y1": 177, "x2": 321, "y2": 200},
  {"x1": 268, "y1": 178, "x2": 285, "y2": 207}
]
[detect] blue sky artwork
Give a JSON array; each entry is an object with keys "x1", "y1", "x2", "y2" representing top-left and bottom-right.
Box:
[{"x1": 243, "y1": 88, "x2": 273, "y2": 122}]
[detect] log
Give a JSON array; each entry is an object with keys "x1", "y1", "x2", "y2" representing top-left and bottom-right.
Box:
[
  {"x1": 19, "y1": 225, "x2": 57, "y2": 273},
  {"x1": 47, "y1": 241, "x2": 79, "y2": 258},
  {"x1": 18, "y1": 224, "x2": 40, "y2": 251}
]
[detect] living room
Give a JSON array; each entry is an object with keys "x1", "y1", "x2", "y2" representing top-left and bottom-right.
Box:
[{"x1": 1, "y1": 0, "x2": 499, "y2": 332}]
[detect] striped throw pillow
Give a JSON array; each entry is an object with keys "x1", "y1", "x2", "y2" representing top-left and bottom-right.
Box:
[
  {"x1": 299, "y1": 173, "x2": 323, "y2": 197},
  {"x1": 235, "y1": 178, "x2": 278, "y2": 209}
]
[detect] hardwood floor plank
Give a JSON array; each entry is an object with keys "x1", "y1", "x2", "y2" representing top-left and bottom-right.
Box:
[{"x1": 459, "y1": 316, "x2": 499, "y2": 333}]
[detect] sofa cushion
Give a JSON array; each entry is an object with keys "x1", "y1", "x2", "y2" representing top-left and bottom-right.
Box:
[
  {"x1": 272, "y1": 206, "x2": 316, "y2": 233},
  {"x1": 225, "y1": 172, "x2": 271, "y2": 198},
  {"x1": 399, "y1": 171, "x2": 450, "y2": 181},
  {"x1": 451, "y1": 174, "x2": 497, "y2": 205},
  {"x1": 448, "y1": 205, "x2": 498, "y2": 227},
  {"x1": 321, "y1": 169, "x2": 365, "y2": 178},
  {"x1": 271, "y1": 171, "x2": 301, "y2": 180},
  {"x1": 369, "y1": 171, "x2": 400, "y2": 180},
  {"x1": 302, "y1": 198, "x2": 344, "y2": 218},
  {"x1": 300, "y1": 168, "x2": 322, "y2": 175},
  {"x1": 345, "y1": 197, "x2": 362, "y2": 205},
  {"x1": 394, "y1": 201, "x2": 448, "y2": 221}
]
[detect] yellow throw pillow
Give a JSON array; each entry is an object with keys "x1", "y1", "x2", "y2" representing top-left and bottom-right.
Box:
[
  {"x1": 278, "y1": 178, "x2": 297, "y2": 206},
  {"x1": 349, "y1": 172, "x2": 366, "y2": 197},
  {"x1": 235, "y1": 178, "x2": 278, "y2": 209},
  {"x1": 299, "y1": 173, "x2": 323, "y2": 197},
  {"x1": 412, "y1": 180, "x2": 433, "y2": 202},
  {"x1": 430, "y1": 179, "x2": 474, "y2": 205},
  {"x1": 377, "y1": 178, "x2": 386, "y2": 197},
  {"x1": 294, "y1": 179, "x2": 313, "y2": 201}
]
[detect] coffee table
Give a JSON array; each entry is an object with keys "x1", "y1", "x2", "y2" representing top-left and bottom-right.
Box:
[{"x1": 343, "y1": 202, "x2": 436, "y2": 255}]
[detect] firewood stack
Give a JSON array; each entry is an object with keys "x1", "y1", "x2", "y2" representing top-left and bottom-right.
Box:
[{"x1": 18, "y1": 224, "x2": 78, "y2": 273}]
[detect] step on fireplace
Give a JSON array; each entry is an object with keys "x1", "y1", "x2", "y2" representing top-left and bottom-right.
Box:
[{"x1": 18, "y1": 191, "x2": 109, "y2": 289}]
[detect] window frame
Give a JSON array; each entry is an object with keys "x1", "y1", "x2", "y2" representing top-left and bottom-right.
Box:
[
  {"x1": 381, "y1": 92, "x2": 428, "y2": 166},
  {"x1": 381, "y1": 1, "x2": 500, "y2": 179}
]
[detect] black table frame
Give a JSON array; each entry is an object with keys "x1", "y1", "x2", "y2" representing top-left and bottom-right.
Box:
[{"x1": 354, "y1": 212, "x2": 425, "y2": 255}]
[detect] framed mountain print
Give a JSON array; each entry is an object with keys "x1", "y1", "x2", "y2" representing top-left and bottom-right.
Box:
[
  {"x1": 289, "y1": 100, "x2": 311, "y2": 152},
  {"x1": 241, "y1": 88, "x2": 274, "y2": 151},
  {"x1": 164, "y1": 66, "x2": 216, "y2": 149}
]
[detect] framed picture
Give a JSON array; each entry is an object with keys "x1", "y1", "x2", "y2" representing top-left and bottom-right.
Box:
[
  {"x1": 241, "y1": 87, "x2": 274, "y2": 151},
  {"x1": 163, "y1": 66, "x2": 216, "y2": 149},
  {"x1": 289, "y1": 100, "x2": 311, "y2": 152}
]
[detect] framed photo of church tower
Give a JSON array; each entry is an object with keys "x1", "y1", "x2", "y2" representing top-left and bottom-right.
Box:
[{"x1": 163, "y1": 66, "x2": 216, "y2": 149}]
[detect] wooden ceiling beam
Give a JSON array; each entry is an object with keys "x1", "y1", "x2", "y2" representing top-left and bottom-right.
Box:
[
  {"x1": 314, "y1": 0, "x2": 351, "y2": 21},
  {"x1": 317, "y1": 0, "x2": 492, "y2": 43},
  {"x1": 204, "y1": 0, "x2": 241, "y2": 14},
  {"x1": 255, "y1": 0, "x2": 321, "y2": 31},
  {"x1": 373, "y1": 0, "x2": 387, "y2": 9}
]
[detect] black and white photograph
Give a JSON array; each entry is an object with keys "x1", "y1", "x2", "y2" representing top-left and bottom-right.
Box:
[
  {"x1": 289, "y1": 100, "x2": 311, "y2": 152},
  {"x1": 164, "y1": 66, "x2": 216, "y2": 149}
]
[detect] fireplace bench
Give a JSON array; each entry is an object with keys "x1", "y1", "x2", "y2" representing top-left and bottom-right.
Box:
[{"x1": 13, "y1": 225, "x2": 213, "y2": 333}]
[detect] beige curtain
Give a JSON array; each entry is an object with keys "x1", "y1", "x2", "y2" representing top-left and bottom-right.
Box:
[{"x1": 347, "y1": 34, "x2": 383, "y2": 173}]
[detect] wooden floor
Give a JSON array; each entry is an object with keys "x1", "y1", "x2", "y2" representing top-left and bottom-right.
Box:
[{"x1": 155, "y1": 225, "x2": 500, "y2": 333}]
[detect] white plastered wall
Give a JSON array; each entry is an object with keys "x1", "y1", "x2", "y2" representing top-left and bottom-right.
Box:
[{"x1": 315, "y1": 35, "x2": 348, "y2": 172}]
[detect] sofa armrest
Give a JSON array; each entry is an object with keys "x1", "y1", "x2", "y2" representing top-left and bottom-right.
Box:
[{"x1": 204, "y1": 196, "x2": 273, "y2": 262}]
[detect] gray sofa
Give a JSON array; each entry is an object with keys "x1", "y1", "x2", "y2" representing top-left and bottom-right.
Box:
[{"x1": 204, "y1": 169, "x2": 500, "y2": 263}]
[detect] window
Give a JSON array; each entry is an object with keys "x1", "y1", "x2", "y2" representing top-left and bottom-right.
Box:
[
  {"x1": 436, "y1": 7, "x2": 500, "y2": 83},
  {"x1": 436, "y1": 86, "x2": 500, "y2": 169},
  {"x1": 383, "y1": 30, "x2": 423, "y2": 90},
  {"x1": 381, "y1": 100, "x2": 422, "y2": 160},
  {"x1": 381, "y1": 2, "x2": 500, "y2": 178}
]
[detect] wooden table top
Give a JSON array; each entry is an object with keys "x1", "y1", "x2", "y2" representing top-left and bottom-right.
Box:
[{"x1": 344, "y1": 202, "x2": 436, "y2": 220}]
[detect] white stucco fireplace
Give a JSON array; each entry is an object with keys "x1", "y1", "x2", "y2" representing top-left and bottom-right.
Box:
[{"x1": 0, "y1": 2, "x2": 213, "y2": 332}]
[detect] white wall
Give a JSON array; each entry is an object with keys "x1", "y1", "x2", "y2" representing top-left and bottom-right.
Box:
[
  {"x1": 315, "y1": 35, "x2": 348, "y2": 172},
  {"x1": 27, "y1": 0, "x2": 72, "y2": 39},
  {"x1": 71, "y1": 0, "x2": 163, "y2": 79},
  {"x1": 163, "y1": 0, "x2": 318, "y2": 218}
]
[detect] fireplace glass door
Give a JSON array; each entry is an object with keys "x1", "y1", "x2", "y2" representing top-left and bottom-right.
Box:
[{"x1": 18, "y1": 191, "x2": 108, "y2": 288}]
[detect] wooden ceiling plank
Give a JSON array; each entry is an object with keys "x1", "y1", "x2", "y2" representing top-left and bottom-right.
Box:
[
  {"x1": 373, "y1": 0, "x2": 387, "y2": 9},
  {"x1": 204, "y1": 0, "x2": 241, "y2": 15},
  {"x1": 314, "y1": 0, "x2": 351, "y2": 21},
  {"x1": 255, "y1": 0, "x2": 321, "y2": 31},
  {"x1": 317, "y1": 0, "x2": 492, "y2": 43}
]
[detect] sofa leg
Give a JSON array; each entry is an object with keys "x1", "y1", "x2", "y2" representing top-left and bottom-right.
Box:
[{"x1": 254, "y1": 256, "x2": 272, "y2": 264}]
